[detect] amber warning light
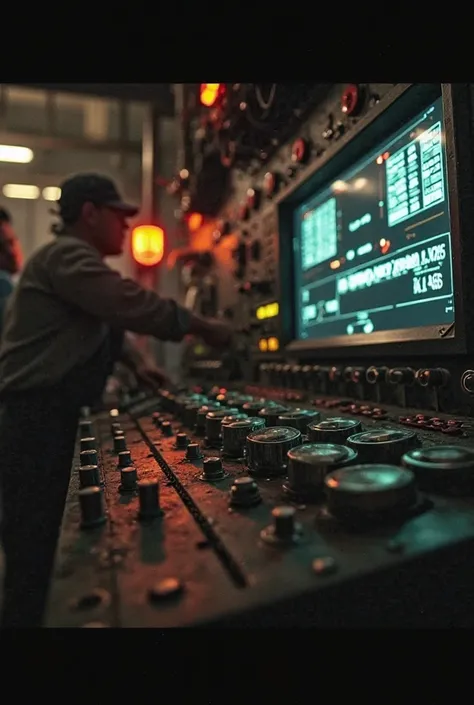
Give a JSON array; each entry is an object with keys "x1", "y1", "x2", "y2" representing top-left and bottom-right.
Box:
[
  {"x1": 200, "y1": 84, "x2": 223, "y2": 107},
  {"x1": 132, "y1": 225, "x2": 164, "y2": 267}
]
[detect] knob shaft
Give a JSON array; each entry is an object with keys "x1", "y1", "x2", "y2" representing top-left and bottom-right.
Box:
[
  {"x1": 79, "y1": 487, "x2": 106, "y2": 529},
  {"x1": 260, "y1": 505, "x2": 303, "y2": 545},
  {"x1": 201, "y1": 457, "x2": 226, "y2": 481},
  {"x1": 80, "y1": 437, "x2": 96, "y2": 452},
  {"x1": 111, "y1": 422, "x2": 122, "y2": 436},
  {"x1": 113, "y1": 435, "x2": 127, "y2": 453},
  {"x1": 118, "y1": 450, "x2": 132, "y2": 468},
  {"x1": 138, "y1": 479, "x2": 163, "y2": 519},
  {"x1": 229, "y1": 476, "x2": 261, "y2": 507},
  {"x1": 120, "y1": 466, "x2": 138, "y2": 492},
  {"x1": 186, "y1": 443, "x2": 202, "y2": 460},
  {"x1": 79, "y1": 464, "x2": 100, "y2": 488},
  {"x1": 80, "y1": 449, "x2": 98, "y2": 467},
  {"x1": 176, "y1": 433, "x2": 189, "y2": 449}
]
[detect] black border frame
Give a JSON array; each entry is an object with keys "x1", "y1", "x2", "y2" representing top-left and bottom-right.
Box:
[{"x1": 275, "y1": 83, "x2": 474, "y2": 359}]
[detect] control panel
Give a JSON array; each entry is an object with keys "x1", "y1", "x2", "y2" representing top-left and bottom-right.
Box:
[{"x1": 45, "y1": 386, "x2": 474, "y2": 627}]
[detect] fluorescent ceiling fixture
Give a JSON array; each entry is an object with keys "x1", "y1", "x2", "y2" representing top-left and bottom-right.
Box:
[
  {"x1": 0, "y1": 145, "x2": 34, "y2": 163},
  {"x1": 42, "y1": 186, "x2": 61, "y2": 201},
  {"x1": 3, "y1": 184, "x2": 40, "y2": 199}
]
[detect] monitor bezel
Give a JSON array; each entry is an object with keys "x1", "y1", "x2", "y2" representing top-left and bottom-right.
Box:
[{"x1": 277, "y1": 83, "x2": 473, "y2": 359}]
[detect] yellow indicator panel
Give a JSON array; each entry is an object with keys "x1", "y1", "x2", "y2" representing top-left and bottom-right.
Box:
[{"x1": 256, "y1": 302, "x2": 279, "y2": 320}]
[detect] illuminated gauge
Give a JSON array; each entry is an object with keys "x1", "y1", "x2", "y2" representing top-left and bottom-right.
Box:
[
  {"x1": 263, "y1": 171, "x2": 280, "y2": 196},
  {"x1": 246, "y1": 187, "x2": 261, "y2": 210},
  {"x1": 341, "y1": 84, "x2": 364, "y2": 116},
  {"x1": 291, "y1": 138, "x2": 310, "y2": 164}
]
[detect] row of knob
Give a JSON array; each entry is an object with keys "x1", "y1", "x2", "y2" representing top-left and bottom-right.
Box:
[
  {"x1": 260, "y1": 364, "x2": 451, "y2": 389},
  {"x1": 77, "y1": 418, "x2": 163, "y2": 529}
]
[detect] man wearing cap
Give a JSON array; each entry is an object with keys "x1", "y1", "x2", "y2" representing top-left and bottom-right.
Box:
[
  {"x1": 0, "y1": 173, "x2": 232, "y2": 628},
  {"x1": 0, "y1": 208, "x2": 23, "y2": 338}
]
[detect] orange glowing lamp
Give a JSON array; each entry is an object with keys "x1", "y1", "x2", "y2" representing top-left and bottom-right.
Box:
[
  {"x1": 131, "y1": 225, "x2": 164, "y2": 267},
  {"x1": 188, "y1": 212, "x2": 203, "y2": 232},
  {"x1": 200, "y1": 83, "x2": 222, "y2": 107}
]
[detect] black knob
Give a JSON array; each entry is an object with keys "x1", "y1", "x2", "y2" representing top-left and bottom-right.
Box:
[
  {"x1": 113, "y1": 435, "x2": 127, "y2": 453},
  {"x1": 120, "y1": 466, "x2": 138, "y2": 492},
  {"x1": 80, "y1": 449, "x2": 98, "y2": 467},
  {"x1": 79, "y1": 420, "x2": 93, "y2": 439},
  {"x1": 201, "y1": 457, "x2": 226, "y2": 481},
  {"x1": 186, "y1": 443, "x2": 202, "y2": 460},
  {"x1": 161, "y1": 421, "x2": 173, "y2": 436},
  {"x1": 205, "y1": 409, "x2": 237, "y2": 446},
  {"x1": 402, "y1": 445, "x2": 474, "y2": 494},
  {"x1": 260, "y1": 505, "x2": 303, "y2": 545},
  {"x1": 118, "y1": 450, "x2": 132, "y2": 468},
  {"x1": 284, "y1": 443, "x2": 357, "y2": 500},
  {"x1": 176, "y1": 433, "x2": 189, "y2": 449},
  {"x1": 80, "y1": 437, "x2": 96, "y2": 452},
  {"x1": 277, "y1": 409, "x2": 320, "y2": 434},
  {"x1": 461, "y1": 370, "x2": 474, "y2": 395},
  {"x1": 366, "y1": 366, "x2": 388, "y2": 385},
  {"x1": 242, "y1": 400, "x2": 267, "y2": 417},
  {"x1": 78, "y1": 487, "x2": 106, "y2": 529},
  {"x1": 415, "y1": 368, "x2": 450, "y2": 388},
  {"x1": 152, "y1": 412, "x2": 162, "y2": 427},
  {"x1": 307, "y1": 417, "x2": 362, "y2": 444},
  {"x1": 258, "y1": 405, "x2": 290, "y2": 427},
  {"x1": 183, "y1": 403, "x2": 202, "y2": 429},
  {"x1": 387, "y1": 367, "x2": 415, "y2": 385},
  {"x1": 79, "y1": 464, "x2": 100, "y2": 488},
  {"x1": 325, "y1": 465, "x2": 417, "y2": 521},
  {"x1": 246, "y1": 426, "x2": 301, "y2": 476},
  {"x1": 111, "y1": 422, "x2": 122, "y2": 436},
  {"x1": 138, "y1": 479, "x2": 163, "y2": 519},
  {"x1": 222, "y1": 418, "x2": 265, "y2": 458},
  {"x1": 347, "y1": 429, "x2": 420, "y2": 464},
  {"x1": 229, "y1": 476, "x2": 261, "y2": 507}
]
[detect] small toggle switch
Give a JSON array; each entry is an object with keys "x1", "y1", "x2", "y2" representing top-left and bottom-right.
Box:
[
  {"x1": 78, "y1": 487, "x2": 106, "y2": 529},
  {"x1": 80, "y1": 449, "x2": 98, "y2": 467},
  {"x1": 79, "y1": 464, "x2": 100, "y2": 488},
  {"x1": 176, "y1": 433, "x2": 189, "y2": 449},
  {"x1": 229, "y1": 476, "x2": 262, "y2": 508},
  {"x1": 117, "y1": 450, "x2": 132, "y2": 468},
  {"x1": 119, "y1": 466, "x2": 138, "y2": 492},
  {"x1": 138, "y1": 479, "x2": 163, "y2": 519},
  {"x1": 186, "y1": 443, "x2": 202, "y2": 460},
  {"x1": 80, "y1": 437, "x2": 96, "y2": 452},
  {"x1": 260, "y1": 506, "x2": 303, "y2": 546},
  {"x1": 113, "y1": 435, "x2": 127, "y2": 453}
]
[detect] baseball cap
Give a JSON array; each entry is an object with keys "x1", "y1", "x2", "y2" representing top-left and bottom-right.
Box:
[{"x1": 57, "y1": 173, "x2": 139, "y2": 222}]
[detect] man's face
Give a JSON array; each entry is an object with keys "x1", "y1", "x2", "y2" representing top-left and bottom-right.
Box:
[
  {"x1": 0, "y1": 221, "x2": 23, "y2": 274},
  {"x1": 82, "y1": 203, "x2": 131, "y2": 257}
]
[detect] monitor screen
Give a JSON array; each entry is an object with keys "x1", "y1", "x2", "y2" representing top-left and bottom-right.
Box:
[{"x1": 293, "y1": 96, "x2": 454, "y2": 342}]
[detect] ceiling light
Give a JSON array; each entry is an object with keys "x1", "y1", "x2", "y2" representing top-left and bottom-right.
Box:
[
  {"x1": 2, "y1": 184, "x2": 39, "y2": 199},
  {"x1": 0, "y1": 145, "x2": 34, "y2": 164},
  {"x1": 42, "y1": 186, "x2": 61, "y2": 201}
]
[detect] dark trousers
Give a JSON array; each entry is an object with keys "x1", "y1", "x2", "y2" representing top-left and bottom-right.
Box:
[{"x1": 0, "y1": 390, "x2": 80, "y2": 628}]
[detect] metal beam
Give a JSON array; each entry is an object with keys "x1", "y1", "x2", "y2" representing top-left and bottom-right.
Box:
[
  {"x1": 14, "y1": 83, "x2": 175, "y2": 116},
  {"x1": 0, "y1": 130, "x2": 141, "y2": 155}
]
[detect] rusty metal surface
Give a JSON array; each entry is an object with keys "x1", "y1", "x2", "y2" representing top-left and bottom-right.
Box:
[{"x1": 46, "y1": 392, "x2": 474, "y2": 627}]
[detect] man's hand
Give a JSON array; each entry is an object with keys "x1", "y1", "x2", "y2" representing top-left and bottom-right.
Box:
[
  {"x1": 199, "y1": 319, "x2": 233, "y2": 349},
  {"x1": 135, "y1": 362, "x2": 170, "y2": 390}
]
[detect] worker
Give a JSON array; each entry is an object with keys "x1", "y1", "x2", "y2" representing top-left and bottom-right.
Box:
[
  {"x1": 0, "y1": 207, "x2": 22, "y2": 337},
  {"x1": 0, "y1": 173, "x2": 232, "y2": 628}
]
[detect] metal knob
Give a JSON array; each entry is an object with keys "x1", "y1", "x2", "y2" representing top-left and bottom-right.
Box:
[
  {"x1": 80, "y1": 437, "x2": 96, "y2": 452},
  {"x1": 78, "y1": 487, "x2": 106, "y2": 529},
  {"x1": 113, "y1": 435, "x2": 127, "y2": 453},
  {"x1": 80, "y1": 449, "x2": 98, "y2": 467},
  {"x1": 242, "y1": 401, "x2": 267, "y2": 417},
  {"x1": 260, "y1": 506, "x2": 303, "y2": 545},
  {"x1": 111, "y1": 422, "x2": 122, "y2": 436},
  {"x1": 246, "y1": 426, "x2": 301, "y2": 476},
  {"x1": 401, "y1": 445, "x2": 474, "y2": 494},
  {"x1": 176, "y1": 433, "x2": 188, "y2": 449},
  {"x1": 222, "y1": 418, "x2": 265, "y2": 458},
  {"x1": 284, "y1": 443, "x2": 357, "y2": 500},
  {"x1": 79, "y1": 464, "x2": 100, "y2": 488},
  {"x1": 120, "y1": 466, "x2": 138, "y2": 492},
  {"x1": 258, "y1": 405, "x2": 290, "y2": 427},
  {"x1": 277, "y1": 409, "x2": 321, "y2": 433},
  {"x1": 347, "y1": 429, "x2": 420, "y2": 465},
  {"x1": 138, "y1": 479, "x2": 163, "y2": 519},
  {"x1": 161, "y1": 421, "x2": 173, "y2": 436},
  {"x1": 186, "y1": 443, "x2": 202, "y2": 460},
  {"x1": 229, "y1": 476, "x2": 261, "y2": 507},
  {"x1": 307, "y1": 417, "x2": 362, "y2": 444},
  {"x1": 201, "y1": 457, "x2": 226, "y2": 481},
  {"x1": 118, "y1": 450, "x2": 132, "y2": 468}
]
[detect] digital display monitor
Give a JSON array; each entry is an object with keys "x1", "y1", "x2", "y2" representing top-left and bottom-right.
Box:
[{"x1": 293, "y1": 97, "x2": 454, "y2": 342}]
